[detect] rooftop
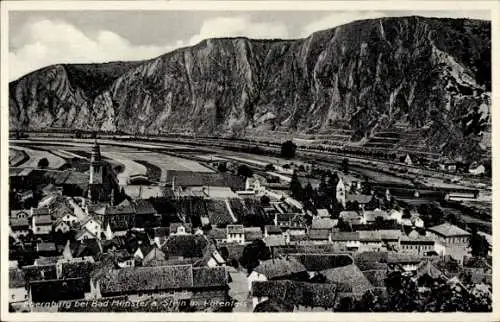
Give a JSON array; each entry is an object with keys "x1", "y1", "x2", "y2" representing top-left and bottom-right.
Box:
[
  {"x1": 428, "y1": 223, "x2": 471, "y2": 237},
  {"x1": 308, "y1": 229, "x2": 330, "y2": 240},
  {"x1": 321, "y1": 264, "x2": 374, "y2": 295},
  {"x1": 254, "y1": 258, "x2": 306, "y2": 279},
  {"x1": 226, "y1": 224, "x2": 244, "y2": 234}
]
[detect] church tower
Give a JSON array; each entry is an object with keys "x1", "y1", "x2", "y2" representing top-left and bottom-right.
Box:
[{"x1": 88, "y1": 139, "x2": 104, "y2": 202}]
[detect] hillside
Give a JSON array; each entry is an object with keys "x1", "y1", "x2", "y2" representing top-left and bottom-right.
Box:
[{"x1": 9, "y1": 16, "x2": 491, "y2": 162}]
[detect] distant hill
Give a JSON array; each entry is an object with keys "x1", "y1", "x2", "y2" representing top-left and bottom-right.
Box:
[{"x1": 9, "y1": 16, "x2": 491, "y2": 162}]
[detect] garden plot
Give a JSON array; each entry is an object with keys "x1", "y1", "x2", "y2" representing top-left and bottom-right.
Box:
[
  {"x1": 9, "y1": 149, "x2": 28, "y2": 166},
  {"x1": 120, "y1": 150, "x2": 215, "y2": 174},
  {"x1": 10, "y1": 146, "x2": 66, "y2": 169}
]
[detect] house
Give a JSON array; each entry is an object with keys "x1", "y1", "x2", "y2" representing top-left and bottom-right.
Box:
[
  {"x1": 399, "y1": 229, "x2": 435, "y2": 255},
  {"x1": 226, "y1": 225, "x2": 245, "y2": 244},
  {"x1": 308, "y1": 229, "x2": 331, "y2": 244},
  {"x1": 76, "y1": 218, "x2": 103, "y2": 241},
  {"x1": 54, "y1": 219, "x2": 71, "y2": 234},
  {"x1": 379, "y1": 229, "x2": 402, "y2": 248},
  {"x1": 427, "y1": 223, "x2": 471, "y2": 263},
  {"x1": 362, "y1": 209, "x2": 390, "y2": 224},
  {"x1": 32, "y1": 213, "x2": 53, "y2": 237},
  {"x1": 36, "y1": 242, "x2": 58, "y2": 257},
  {"x1": 244, "y1": 227, "x2": 263, "y2": 242},
  {"x1": 274, "y1": 213, "x2": 307, "y2": 236},
  {"x1": 247, "y1": 258, "x2": 307, "y2": 291},
  {"x1": 194, "y1": 242, "x2": 226, "y2": 268},
  {"x1": 96, "y1": 265, "x2": 229, "y2": 304},
  {"x1": 28, "y1": 277, "x2": 90, "y2": 304},
  {"x1": 330, "y1": 232, "x2": 360, "y2": 251},
  {"x1": 251, "y1": 280, "x2": 337, "y2": 311},
  {"x1": 321, "y1": 264, "x2": 374, "y2": 298},
  {"x1": 316, "y1": 209, "x2": 330, "y2": 218},
  {"x1": 169, "y1": 223, "x2": 193, "y2": 236},
  {"x1": 264, "y1": 225, "x2": 282, "y2": 238},
  {"x1": 345, "y1": 193, "x2": 372, "y2": 208},
  {"x1": 207, "y1": 228, "x2": 227, "y2": 244},
  {"x1": 134, "y1": 199, "x2": 160, "y2": 228},
  {"x1": 9, "y1": 216, "x2": 30, "y2": 238},
  {"x1": 9, "y1": 267, "x2": 27, "y2": 304},
  {"x1": 133, "y1": 242, "x2": 155, "y2": 261},
  {"x1": 97, "y1": 204, "x2": 136, "y2": 231},
  {"x1": 358, "y1": 231, "x2": 382, "y2": 252},
  {"x1": 386, "y1": 253, "x2": 423, "y2": 272},
  {"x1": 162, "y1": 235, "x2": 209, "y2": 260},
  {"x1": 142, "y1": 247, "x2": 167, "y2": 266},
  {"x1": 151, "y1": 227, "x2": 170, "y2": 248},
  {"x1": 339, "y1": 211, "x2": 363, "y2": 225},
  {"x1": 388, "y1": 209, "x2": 404, "y2": 224}
]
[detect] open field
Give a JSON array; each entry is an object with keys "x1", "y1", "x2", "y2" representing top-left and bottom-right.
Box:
[
  {"x1": 10, "y1": 146, "x2": 66, "y2": 169},
  {"x1": 101, "y1": 152, "x2": 148, "y2": 186},
  {"x1": 9, "y1": 149, "x2": 29, "y2": 167}
]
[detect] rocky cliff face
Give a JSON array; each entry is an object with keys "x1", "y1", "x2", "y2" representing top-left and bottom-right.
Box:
[{"x1": 9, "y1": 16, "x2": 491, "y2": 161}]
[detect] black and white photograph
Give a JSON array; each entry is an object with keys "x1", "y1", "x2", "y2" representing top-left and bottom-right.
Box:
[{"x1": 1, "y1": 0, "x2": 497, "y2": 318}]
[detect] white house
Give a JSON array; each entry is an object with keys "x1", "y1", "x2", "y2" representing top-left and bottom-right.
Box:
[{"x1": 226, "y1": 225, "x2": 245, "y2": 244}]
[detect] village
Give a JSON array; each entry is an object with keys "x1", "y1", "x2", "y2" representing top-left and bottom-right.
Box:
[{"x1": 8, "y1": 138, "x2": 492, "y2": 312}]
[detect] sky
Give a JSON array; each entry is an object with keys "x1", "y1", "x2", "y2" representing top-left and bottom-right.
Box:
[{"x1": 8, "y1": 10, "x2": 490, "y2": 81}]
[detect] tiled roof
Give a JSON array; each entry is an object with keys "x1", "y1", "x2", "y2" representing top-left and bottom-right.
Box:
[
  {"x1": 192, "y1": 266, "x2": 227, "y2": 288},
  {"x1": 105, "y1": 205, "x2": 135, "y2": 215},
  {"x1": 321, "y1": 264, "x2": 374, "y2": 295},
  {"x1": 36, "y1": 242, "x2": 57, "y2": 252},
  {"x1": 308, "y1": 229, "x2": 330, "y2": 240},
  {"x1": 330, "y1": 232, "x2": 359, "y2": 241},
  {"x1": 316, "y1": 209, "x2": 330, "y2": 217},
  {"x1": 226, "y1": 224, "x2": 244, "y2": 234},
  {"x1": 60, "y1": 259, "x2": 96, "y2": 279},
  {"x1": 206, "y1": 199, "x2": 234, "y2": 226},
  {"x1": 228, "y1": 198, "x2": 246, "y2": 222},
  {"x1": 415, "y1": 261, "x2": 445, "y2": 280},
  {"x1": 386, "y1": 252, "x2": 423, "y2": 264},
  {"x1": 359, "y1": 231, "x2": 382, "y2": 242},
  {"x1": 34, "y1": 214, "x2": 52, "y2": 225},
  {"x1": 263, "y1": 235, "x2": 286, "y2": 247},
  {"x1": 291, "y1": 254, "x2": 354, "y2": 271},
  {"x1": 346, "y1": 193, "x2": 372, "y2": 204},
  {"x1": 166, "y1": 170, "x2": 246, "y2": 190},
  {"x1": 22, "y1": 264, "x2": 58, "y2": 283},
  {"x1": 252, "y1": 280, "x2": 337, "y2": 308},
  {"x1": 244, "y1": 227, "x2": 263, "y2": 241},
  {"x1": 30, "y1": 277, "x2": 89, "y2": 303},
  {"x1": 362, "y1": 269, "x2": 387, "y2": 287},
  {"x1": 134, "y1": 200, "x2": 156, "y2": 215},
  {"x1": 9, "y1": 268, "x2": 25, "y2": 288},
  {"x1": 253, "y1": 258, "x2": 306, "y2": 279},
  {"x1": 100, "y1": 264, "x2": 194, "y2": 295},
  {"x1": 207, "y1": 228, "x2": 227, "y2": 240},
  {"x1": 143, "y1": 247, "x2": 167, "y2": 266},
  {"x1": 32, "y1": 207, "x2": 50, "y2": 216},
  {"x1": 363, "y1": 209, "x2": 389, "y2": 222},
  {"x1": 311, "y1": 218, "x2": 336, "y2": 230},
  {"x1": 339, "y1": 211, "x2": 363, "y2": 223},
  {"x1": 353, "y1": 252, "x2": 389, "y2": 271},
  {"x1": 10, "y1": 217, "x2": 30, "y2": 228},
  {"x1": 152, "y1": 227, "x2": 170, "y2": 237},
  {"x1": 265, "y1": 225, "x2": 282, "y2": 234},
  {"x1": 169, "y1": 223, "x2": 193, "y2": 234},
  {"x1": 379, "y1": 229, "x2": 402, "y2": 240},
  {"x1": 428, "y1": 223, "x2": 471, "y2": 237},
  {"x1": 162, "y1": 235, "x2": 208, "y2": 258}
]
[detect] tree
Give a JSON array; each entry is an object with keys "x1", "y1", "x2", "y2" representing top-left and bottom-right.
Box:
[
  {"x1": 289, "y1": 171, "x2": 302, "y2": 199},
  {"x1": 342, "y1": 158, "x2": 349, "y2": 174},
  {"x1": 37, "y1": 157, "x2": 49, "y2": 168},
  {"x1": 280, "y1": 140, "x2": 297, "y2": 159},
  {"x1": 469, "y1": 226, "x2": 489, "y2": 257},
  {"x1": 239, "y1": 239, "x2": 271, "y2": 274},
  {"x1": 264, "y1": 163, "x2": 275, "y2": 171},
  {"x1": 237, "y1": 164, "x2": 254, "y2": 178},
  {"x1": 260, "y1": 195, "x2": 271, "y2": 206},
  {"x1": 217, "y1": 163, "x2": 228, "y2": 173}
]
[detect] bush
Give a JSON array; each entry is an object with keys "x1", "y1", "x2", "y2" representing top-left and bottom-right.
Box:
[
  {"x1": 265, "y1": 163, "x2": 276, "y2": 171},
  {"x1": 237, "y1": 164, "x2": 254, "y2": 178}
]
